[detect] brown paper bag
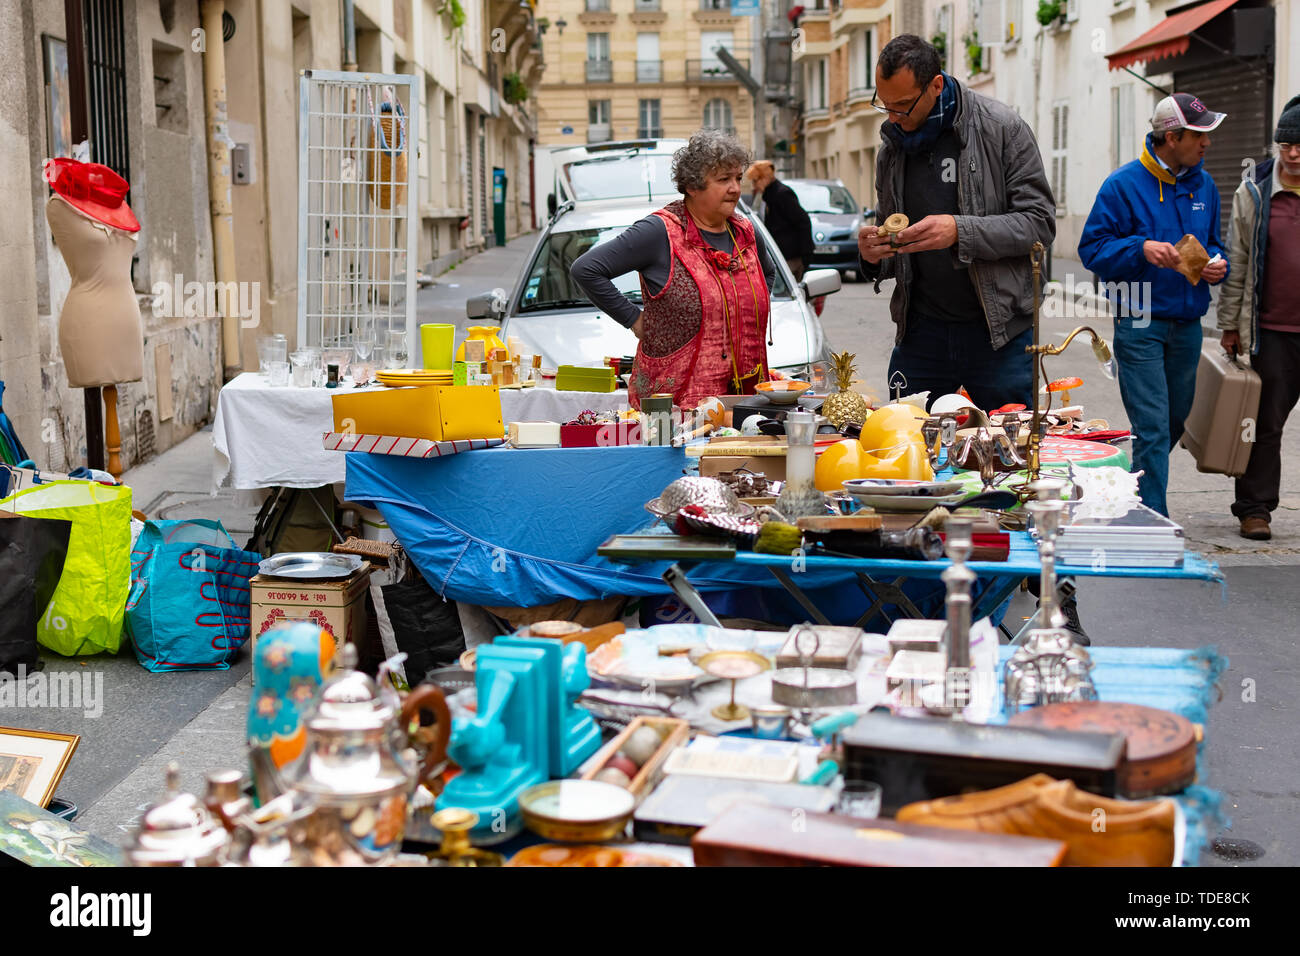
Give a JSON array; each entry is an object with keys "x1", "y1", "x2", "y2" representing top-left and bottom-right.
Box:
[{"x1": 1174, "y1": 233, "x2": 1209, "y2": 286}]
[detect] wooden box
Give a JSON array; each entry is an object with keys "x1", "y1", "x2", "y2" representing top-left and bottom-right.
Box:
[
  {"x1": 579, "y1": 716, "x2": 689, "y2": 804},
  {"x1": 691, "y1": 803, "x2": 1067, "y2": 867}
]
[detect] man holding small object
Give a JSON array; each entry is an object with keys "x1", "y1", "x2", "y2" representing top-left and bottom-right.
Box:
[
  {"x1": 1079, "y1": 92, "x2": 1229, "y2": 517},
  {"x1": 856, "y1": 34, "x2": 1056, "y2": 413}
]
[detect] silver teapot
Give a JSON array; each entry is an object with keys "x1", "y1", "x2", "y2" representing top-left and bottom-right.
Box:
[
  {"x1": 269, "y1": 644, "x2": 450, "y2": 866},
  {"x1": 128, "y1": 763, "x2": 230, "y2": 867}
]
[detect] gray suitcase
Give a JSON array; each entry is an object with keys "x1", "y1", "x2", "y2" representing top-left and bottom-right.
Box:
[{"x1": 1179, "y1": 342, "x2": 1261, "y2": 477}]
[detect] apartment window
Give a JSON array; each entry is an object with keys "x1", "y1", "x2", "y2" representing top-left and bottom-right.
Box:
[
  {"x1": 807, "y1": 59, "x2": 828, "y2": 109},
  {"x1": 586, "y1": 0, "x2": 611, "y2": 11},
  {"x1": 636, "y1": 32, "x2": 661, "y2": 82},
  {"x1": 1051, "y1": 99, "x2": 1069, "y2": 216},
  {"x1": 638, "y1": 99, "x2": 662, "y2": 138},
  {"x1": 703, "y1": 98, "x2": 733, "y2": 133},
  {"x1": 589, "y1": 99, "x2": 612, "y2": 142},
  {"x1": 1003, "y1": 0, "x2": 1022, "y2": 42},
  {"x1": 700, "y1": 30, "x2": 733, "y2": 68},
  {"x1": 587, "y1": 33, "x2": 612, "y2": 82},
  {"x1": 1111, "y1": 84, "x2": 1134, "y2": 167},
  {"x1": 935, "y1": 4, "x2": 954, "y2": 74},
  {"x1": 854, "y1": 28, "x2": 875, "y2": 91}
]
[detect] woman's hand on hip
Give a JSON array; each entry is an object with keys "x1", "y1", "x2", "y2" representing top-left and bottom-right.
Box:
[{"x1": 631, "y1": 314, "x2": 645, "y2": 340}]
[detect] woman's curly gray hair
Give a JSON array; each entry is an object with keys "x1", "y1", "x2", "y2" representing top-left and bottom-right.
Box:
[{"x1": 672, "y1": 129, "x2": 752, "y2": 195}]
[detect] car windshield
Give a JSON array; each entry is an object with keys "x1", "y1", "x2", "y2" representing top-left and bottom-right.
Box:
[
  {"x1": 519, "y1": 217, "x2": 791, "y2": 313},
  {"x1": 787, "y1": 182, "x2": 857, "y2": 215},
  {"x1": 564, "y1": 154, "x2": 676, "y2": 202}
]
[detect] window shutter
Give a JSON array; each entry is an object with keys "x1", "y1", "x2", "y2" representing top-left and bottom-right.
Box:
[{"x1": 978, "y1": 0, "x2": 1002, "y2": 45}]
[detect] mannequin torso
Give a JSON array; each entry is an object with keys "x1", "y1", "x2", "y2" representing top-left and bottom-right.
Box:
[{"x1": 46, "y1": 194, "x2": 144, "y2": 387}]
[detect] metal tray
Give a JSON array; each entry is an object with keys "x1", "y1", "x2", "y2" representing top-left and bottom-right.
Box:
[{"x1": 257, "y1": 552, "x2": 363, "y2": 580}]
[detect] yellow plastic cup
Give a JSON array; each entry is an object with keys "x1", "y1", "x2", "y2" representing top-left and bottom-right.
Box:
[{"x1": 421, "y1": 323, "x2": 455, "y2": 370}]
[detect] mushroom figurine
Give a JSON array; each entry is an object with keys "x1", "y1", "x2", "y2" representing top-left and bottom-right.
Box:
[{"x1": 1046, "y1": 376, "x2": 1083, "y2": 407}]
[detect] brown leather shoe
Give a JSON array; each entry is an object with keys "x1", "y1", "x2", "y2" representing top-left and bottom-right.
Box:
[
  {"x1": 897, "y1": 775, "x2": 1176, "y2": 866},
  {"x1": 1240, "y1": 517, "x2": 1271, "y2": 540}
]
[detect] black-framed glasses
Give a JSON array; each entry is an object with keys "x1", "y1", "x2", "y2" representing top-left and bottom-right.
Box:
[{"x1": 871, "y1": 89, "x2": 925, "y2": 118}]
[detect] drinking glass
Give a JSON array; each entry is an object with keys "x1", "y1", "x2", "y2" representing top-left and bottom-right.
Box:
[
  {"x1": 259, "y1": 334, "x2": 288, "y2": 376},
  {"x1": 267, "y1": 360, "x2": 290, "y2": 387},
  {"x1": 386, "y1": 329, "x2": 409, "y2": 369},
  {"x1": 354, "y1": 329, "x2": 376, "y2": 363},
  {"x1": 836, "y1": 781, "x2": 882, "y2": 819},
  {"x1": 290, "y1": 350, "x2": 315, "y2": 388}
]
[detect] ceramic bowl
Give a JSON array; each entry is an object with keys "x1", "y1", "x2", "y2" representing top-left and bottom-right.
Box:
[{"x1": 755, "y1": 381, "x2": 812, "y2": 405}]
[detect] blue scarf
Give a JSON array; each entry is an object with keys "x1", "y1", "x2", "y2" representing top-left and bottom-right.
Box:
[{"x1": 883, "y1": 72, "x2": 959, "y2": 154}]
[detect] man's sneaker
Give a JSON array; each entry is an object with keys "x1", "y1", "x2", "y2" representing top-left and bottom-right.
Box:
[
  {"x1": 1239, "y1": 517, "x2": 1271, "y2": 540},
  {"x1": 1036, "y1": 598, "x2": 1091, "y2": 646}
]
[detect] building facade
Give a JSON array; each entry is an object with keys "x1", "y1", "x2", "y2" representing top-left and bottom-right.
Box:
[
  {"x1": 0, "y1": 0, "x2": 538, "y2": 477},
  {"x1": 533, "y1": 0, "x2": 760, "y2": 151},
  {"x1": 792, "y1": 0, "x2": 894, "y2": 215}
]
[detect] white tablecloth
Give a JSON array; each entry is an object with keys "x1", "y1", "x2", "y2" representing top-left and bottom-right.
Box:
[{"x1": 212, "y1": 372, "x2": 631, "y2": 490}]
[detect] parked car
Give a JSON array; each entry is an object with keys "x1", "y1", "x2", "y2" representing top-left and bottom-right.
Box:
[
  {"x1": 782, "y1": 179, "x2": 874, "y2": 279},
  {"x1": 466, "y1": 197, "x2": 839, "y2": 382}
]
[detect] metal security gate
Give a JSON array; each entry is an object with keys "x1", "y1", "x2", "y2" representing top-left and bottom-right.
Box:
[
  {"x1": 297, "y1": 70, "x2": 419, "y2": 361},
  {"x1": 83, "y1": 0, "x2": 130, "y2": 182}
]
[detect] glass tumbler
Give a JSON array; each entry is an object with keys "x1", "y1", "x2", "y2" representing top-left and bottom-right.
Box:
[
  {"x1": 267, "y1": 360, "x2": 290, "y2": 387},
  {"x1": 835, "y1": 781, "x2": 882, "y2": 819},
  {"x1": 290, "y1": 350, "x2": 315, "y2": 388}
]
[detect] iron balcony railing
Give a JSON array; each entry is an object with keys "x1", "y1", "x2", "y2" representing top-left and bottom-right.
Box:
[
  {"x1": 586, "y1": 59, "x2": 613, "y2": 82},
  {"x1": 636, "y1": 59, "x2": 663, "y2": 82},
  {"x1": 686, "y1": 58, "x2": 747, "y2": 82}
]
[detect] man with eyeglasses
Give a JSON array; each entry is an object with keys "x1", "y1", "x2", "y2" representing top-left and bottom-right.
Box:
[
  {"x1": 1216, "y1": 95, "x2": 1300, "y2": 541},
  {"x1": 857, "y1": 34, "x2": 1055, "y2": 413},
  {"x1": 856, "y1": 35, "x2": 1079, "y2": 640}
]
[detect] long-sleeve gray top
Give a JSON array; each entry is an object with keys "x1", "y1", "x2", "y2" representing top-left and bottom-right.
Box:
[{"x1": 570, "y1": 215, "x2": 779, "y2": 328}]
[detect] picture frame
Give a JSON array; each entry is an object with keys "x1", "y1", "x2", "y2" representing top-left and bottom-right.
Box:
[
  {"x1": 0, "y1": 726, "x2": 80, "y2": 808},
  {"x1": 42, "y1": 34, "x2": 72, "y2": 160}
]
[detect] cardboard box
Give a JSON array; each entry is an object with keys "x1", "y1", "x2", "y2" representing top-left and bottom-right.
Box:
[
  {"x1": 250, "y1": 563, "x2": 372, "y2": 678},
  {"x1": 331, "y1": 385, "x2": 504, "y2": 442},
  {"x1": 698, "y1": 454, "x2": 787, "y2": 482}
]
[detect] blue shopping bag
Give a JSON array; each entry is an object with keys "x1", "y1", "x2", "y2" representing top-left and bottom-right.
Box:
[{"x1": 125, "y1": 519, "x2": 262, "y2": 672}]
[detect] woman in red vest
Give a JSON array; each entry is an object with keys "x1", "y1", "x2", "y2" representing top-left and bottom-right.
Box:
[{"x1": 571, "y1": 130, "x2": 777, "y2": 409}]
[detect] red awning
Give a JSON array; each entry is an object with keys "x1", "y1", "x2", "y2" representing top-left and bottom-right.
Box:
[{"x1": 1106, "y1": 0, "x2": 1240, "y2": 72}]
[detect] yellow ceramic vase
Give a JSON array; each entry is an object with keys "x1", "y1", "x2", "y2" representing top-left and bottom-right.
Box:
[{"x1": 456, "y1": 325, "x2": 508, "y2": 362}]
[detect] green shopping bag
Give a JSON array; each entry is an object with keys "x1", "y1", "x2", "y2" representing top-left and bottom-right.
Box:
[{"x1": 0, "y1": 480, "x2": 132, "y2": 655}]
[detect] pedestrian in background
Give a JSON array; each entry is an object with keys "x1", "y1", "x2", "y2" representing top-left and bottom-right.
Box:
[
  {"x1": 1216, "y1": 95, "x2": 1300, "y2": 541},
  {"x1": 1079, "y1": 93, "x2": 1229, "y2": 517},
  {"x1": 745, "y1": 160, "x2": 815, "y2": 281},
  {"x1": 856, "y1": 34, "x2": 1055, "y2": 413}
]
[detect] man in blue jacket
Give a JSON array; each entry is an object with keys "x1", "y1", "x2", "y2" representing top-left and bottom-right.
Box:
[{"x1": 1079, "y1": 93, "x2": 1229, "y2": 516}]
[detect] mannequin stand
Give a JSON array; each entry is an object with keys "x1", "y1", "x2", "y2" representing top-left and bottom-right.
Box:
[
  {"x1": 84, "y1": 388, "x2": 105, "y2": 471},
  {"x1": 103, "y1": 385, "x2": 122, "y2": 479}
]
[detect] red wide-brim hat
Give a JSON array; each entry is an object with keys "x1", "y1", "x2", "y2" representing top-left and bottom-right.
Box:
[{"x1": 44, "y1": 157, "x2": 140, "y2": 233}]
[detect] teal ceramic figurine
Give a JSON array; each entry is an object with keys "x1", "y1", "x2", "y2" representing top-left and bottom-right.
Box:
[
  {"x1": 495, "y1": 636, "x2": 601, "y2": 777},
  {"x1": 246, "y1": 622, "x2": 336, "y2": 804}
]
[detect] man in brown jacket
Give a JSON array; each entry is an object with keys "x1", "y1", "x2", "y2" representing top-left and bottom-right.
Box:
[{"x1": 1217, "y1": 95, "x2": 1300, "y2": 541}]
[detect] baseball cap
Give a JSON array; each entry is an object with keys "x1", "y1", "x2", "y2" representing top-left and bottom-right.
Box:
[{"x1": 1151, "y1": 93, "x2": 1226, "y2": 133}]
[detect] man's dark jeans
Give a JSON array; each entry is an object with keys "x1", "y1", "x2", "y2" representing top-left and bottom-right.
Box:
[
  {"x1": 887, "y1": 317, "x2": 1034, "y2": 410},
  {"x1": 1232, "y1": 328, "x2": 1300, "y2": 521},
  {"x1": 1112, "y1": 315, "x2": 1202, "y2": 517}
]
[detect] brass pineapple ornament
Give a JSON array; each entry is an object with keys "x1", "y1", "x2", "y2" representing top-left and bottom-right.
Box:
[{"x1": 821, "y1": 351, "x2": 870, "y2": 430}]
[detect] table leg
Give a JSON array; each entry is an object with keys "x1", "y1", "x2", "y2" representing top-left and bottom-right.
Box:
[
  {"x1": 853, "y1": 574, "x2": 925, "y2": 628},
  {"x1": 662, "y1": 564, "x2": 723, "y2": 629},
  {"x1": 767, "y1": 567, "x2": 832, "y2": 625}
]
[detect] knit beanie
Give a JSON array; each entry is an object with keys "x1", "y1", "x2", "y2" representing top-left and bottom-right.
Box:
[{"x1": 1277, "y1": 94, "x2": 1300, "y2": 143}]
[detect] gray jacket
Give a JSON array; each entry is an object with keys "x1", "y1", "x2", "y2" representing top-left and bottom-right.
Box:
[{"x1": 860, "y1": 79, "x2": 1056, "y2": 349}]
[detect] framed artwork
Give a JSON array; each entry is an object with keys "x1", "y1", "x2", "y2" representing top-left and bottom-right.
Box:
[
  {"x1": 0, "y1": 726, "x2": 79, "y2": 808},
  {"x1": 43, "y1": 34, "x2": 72, "y2": 159}
]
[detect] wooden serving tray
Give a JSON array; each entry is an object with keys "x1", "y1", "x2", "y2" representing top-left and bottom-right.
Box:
[
  {"x1": 795, "y1": 514, "x2": 884, "y2": 533},
  {"x1": 1008, "y1": 702, "x2": 1198, "y2": 798},
  {"x1": 579, "y1": 716, "x2": 690, "y2": 804}
]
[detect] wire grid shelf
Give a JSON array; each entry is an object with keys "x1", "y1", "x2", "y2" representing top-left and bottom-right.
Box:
[{"x1": 297, "y1": 70, "x2": 420, "y2": 363}]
